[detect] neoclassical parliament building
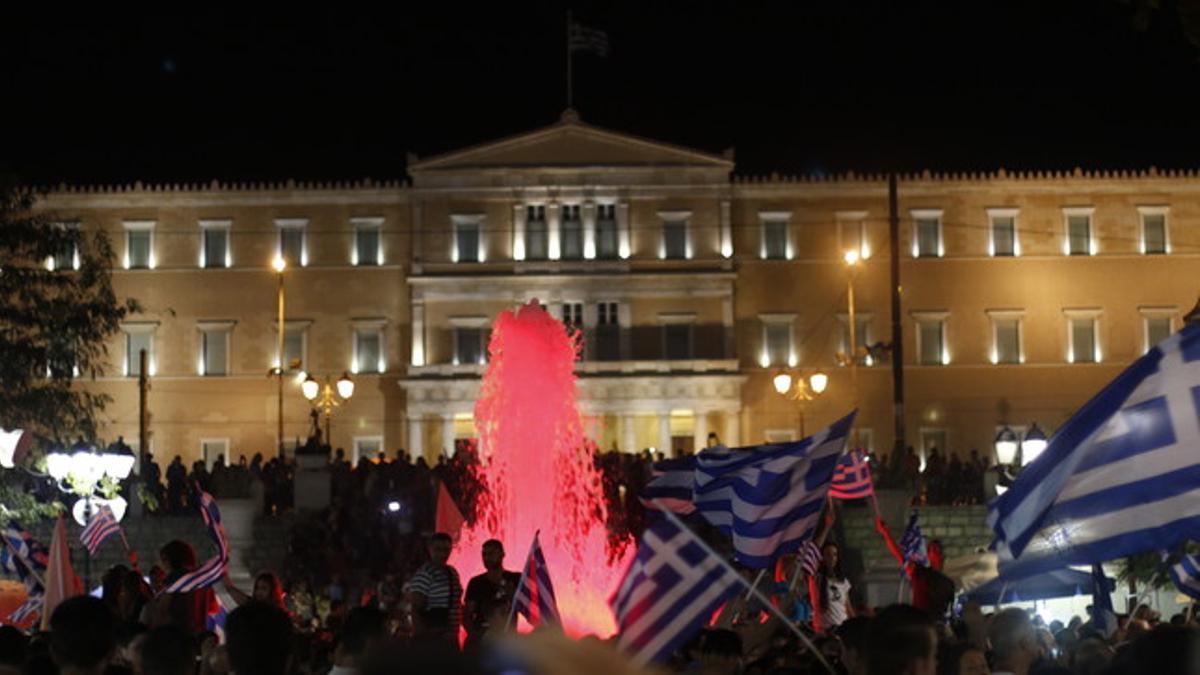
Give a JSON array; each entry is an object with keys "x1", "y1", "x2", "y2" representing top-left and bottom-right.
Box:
[{"x1": 39, "y1": 111, "x2": 1200, "y2": 467}]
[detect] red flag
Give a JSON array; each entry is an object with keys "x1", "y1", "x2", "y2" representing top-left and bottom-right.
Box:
[
  {"x1": 435, "y1": 482, "x2": 465, "y2": 540},
  {"x1": 40, "y1": 516, "x2": 82, "y2": 630}
]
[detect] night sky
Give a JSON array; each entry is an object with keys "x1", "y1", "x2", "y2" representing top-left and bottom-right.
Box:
[{"x1": 4, "y1": 2, "x2": 1200, "y2": 184}]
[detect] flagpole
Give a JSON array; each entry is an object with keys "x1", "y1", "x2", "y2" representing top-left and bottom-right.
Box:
[
  {"x1": 0, "y1": 529, "x2": 46, "y2": 589},
  {"x1": 654, "y1": 503, "x2": 837, "y2": 675},
  {"x1": 505, "y1": 531, "x2": 538, "y2": 631},
  {"x1": 565, "y1": 10, "x2": 573, "y2": 110}
]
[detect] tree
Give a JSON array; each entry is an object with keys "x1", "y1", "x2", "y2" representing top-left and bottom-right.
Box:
[{"x1": 0, "y1": 179, "x2": 139, "y2": 447}]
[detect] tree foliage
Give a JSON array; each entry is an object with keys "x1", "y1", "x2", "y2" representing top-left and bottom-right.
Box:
[{"x1": 0, "y1": 179, "x2": 139, "y2": 446}]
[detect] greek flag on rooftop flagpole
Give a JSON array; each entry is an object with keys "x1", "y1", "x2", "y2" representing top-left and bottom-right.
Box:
[
  {"x1": 693, "y1": 411, "x2": 856, "y2": 569},
  {"x1": 989, "y1": 323, "x2": 1200, "y2": 579}
]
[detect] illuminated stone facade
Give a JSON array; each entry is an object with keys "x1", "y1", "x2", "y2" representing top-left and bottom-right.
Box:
[{"x1": 40, "y1": 113, "x2": 1200, "y2": 466}]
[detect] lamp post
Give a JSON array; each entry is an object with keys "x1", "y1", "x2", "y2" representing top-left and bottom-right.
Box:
[
  {"x1": 993, "y1": 422, "x2": 1049, "y2": 497},
  {"x1": 302, "y1": 373, "x2": 355, "y2": 447},
  {"x1": 843, "y1": 250, "x2": 863, "y2": 401},
  {"x1": 273, "y1": 256, "x2": 287, "y2": 457},
  {"x1": 773, "y1": 370, "x2": 828, "y2": 437},
  {"x1": 45, "y1": 441, "x2": 136, "y2": 589}
]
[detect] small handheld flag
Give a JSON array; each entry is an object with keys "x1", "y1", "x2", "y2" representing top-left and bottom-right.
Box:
[
  {"x1": 829, "y1": 449, "x2": 874, "y2": 500},
  {"x1": 510, "y1": 532, "x2": 560, "y2": 627},
  {"x1": 1168, "y1": 552, "x2": 1200, "y2": 602},
  {"x1": 80, "y1": 504, "x2": 121, "y2": 555},
  {"x1": 899, "y1": 512, "x2": 929, "y2": 574},
  {"x1": 163, "y1": 489, "x2": 229, "y2": 593}
]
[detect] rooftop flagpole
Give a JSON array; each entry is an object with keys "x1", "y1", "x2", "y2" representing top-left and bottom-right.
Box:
[{"x1": 566, "y1": 10, "x2": 574, "y2": 110}]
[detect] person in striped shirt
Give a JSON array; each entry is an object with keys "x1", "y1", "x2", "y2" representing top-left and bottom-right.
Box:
[{"x1": 408, "y1": 532, "x2": 463, "y2": 647}]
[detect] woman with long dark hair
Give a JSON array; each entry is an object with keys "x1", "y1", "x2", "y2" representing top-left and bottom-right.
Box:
[{"x1": 817, "y1": 541, "x2": 854, "y2": 632}]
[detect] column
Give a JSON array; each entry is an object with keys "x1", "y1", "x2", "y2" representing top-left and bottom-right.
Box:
[
  {"x1": 693, "y1": 411, "x2": 709, "y2": 451},
  {"x1": 512, "y1": 203, "x2": 527, "y2": 260},
  {"x1": 547, "y1": 202, "x2": 562, "y2": 260},
  {"x1": 621, "y1": 413, "x2": 637, "y2": 453},
  {"x1": 657, "y1": 412, "x2": 673, "y2": 455},
  {"x1": 617, "y1": 200, "x2": 631, "y2": 259},
  {"x1": 441, "y1": 415, "x2": 456, "y2": 458},
  {"x1": 724, "y1": 410, "x2": 741, "y2": 447},
  {"x1": 719, "y1": 199, "x2": 733, "y2": 258},
  {"x1": 582, "y1": 200, "x2": 597, "y2": 259},
  {"x1": 410, "y1": 301, "x2": 426, "y2": 366},
  {"x1": 411, "y1": 201, "x2": 423, "y2": 263},
  {"x1": 721, "y1": 295, "x2": 734, "y2": 359},
  {"x1": 407, "y1": 415, "x2": 424, "y2": 459},
  {"x1": 618, "y1": 302, "x2": 632, "y2": 361}
]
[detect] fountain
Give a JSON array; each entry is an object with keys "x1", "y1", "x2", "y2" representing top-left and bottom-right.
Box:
[{"x1": 447, "y1": 300, "x2": 634, "y2": 637}]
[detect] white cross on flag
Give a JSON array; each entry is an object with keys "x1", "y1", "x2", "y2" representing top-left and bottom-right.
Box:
[
  {"x1": 990, "y1": 322, "x2": 1200, "y2": 578},
  {"x1": 611, "y1": 515, "x2": 741, "y2": 666}
]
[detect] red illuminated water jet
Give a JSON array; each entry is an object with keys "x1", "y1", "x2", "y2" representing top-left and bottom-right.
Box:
[{"x1": 448, "y1": 300, "x2": 633, "y2": 638}]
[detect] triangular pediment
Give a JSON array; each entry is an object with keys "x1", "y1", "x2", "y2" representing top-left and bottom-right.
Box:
[{"x1": 410, "y1": 111, "x2": 732, "y2": 173}]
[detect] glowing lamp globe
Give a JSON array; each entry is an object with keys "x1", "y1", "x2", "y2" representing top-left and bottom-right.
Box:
[
  {"x1": 45, "y1": 450, "x2": 72, "y2": 482},
  {"x1": 272, "y1": 256, "x2": 286, "y2": 273},
  {"x1": 773, "y1": 373, "x2": 793, "y2": 395},
  {"x1": 1021, "y1": 423, "x2": 1049, "y2": 467},
  {"x1": 809, "y1": 372, "x2": 829, "y2": 394},
  {"x1": 843, "y1": 249, "x2": 860, "y2": 266},
  {"x1": 72, "y1": 450, "x2": 105, "y2": 486},
  {"x1": 336, "y1": 373, "x2": 355, "y2": 399},
  {"x1": 0, "y1": 429, "x2": 29, "y2": 469},
  {"x1": 72, "y1": 495, "x2": 128, "y2": 526},
  {"x1": 301, "y1": 374, "x2": 320, "y2": 401},
  {"x1": 994, "y1": 426, "x2": 1019, "y2": 466},
  {"x1": 102, "y1": 446, "x2": 136, "y2": 480}
]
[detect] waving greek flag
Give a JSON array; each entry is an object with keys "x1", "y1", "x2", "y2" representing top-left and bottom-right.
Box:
[
  {"x1": 694, "y1": 411, "x2": 856, "y2": 569},
  {"x1": 989, "y1": 323, "x2": 1200, "y2": 579},
  {"x1": 1168, "y1": 552, "x2": 1200, "y2": 601}
]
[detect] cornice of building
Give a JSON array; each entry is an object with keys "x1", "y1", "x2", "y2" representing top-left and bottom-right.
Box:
[{"x1": 733, "y1": 166, "x2": 1200, "y2": 186}]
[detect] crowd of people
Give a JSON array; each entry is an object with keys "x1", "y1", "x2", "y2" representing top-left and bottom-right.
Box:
[{"x1": 1, "y1": 525, "x2": 1197, "y2": 675}]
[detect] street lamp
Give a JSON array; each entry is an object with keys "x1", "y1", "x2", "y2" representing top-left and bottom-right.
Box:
[
  {"x1": 273, "y1": 256, "x2": 287, "y2": 457},
  {"x1": 302, "y1": 372, "x2": 355, "y2": 446},
  {"x1": 1021, "y1": 422, "x2": 1048, "y2": 466},
  {"x1": 773, "y1": 370, "x2": 828, "y2": 437},
  {"x1": 45, "y1": 441, "x2": 135, "y2": 588},
  {"x1": 994, "y1": 426, "x2": 1019, "y2": 467}
]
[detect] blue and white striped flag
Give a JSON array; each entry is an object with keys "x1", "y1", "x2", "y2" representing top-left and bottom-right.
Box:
[
  {"x1": 693, "y1": 412, "x2": 856, "y2": 568},
  {"x1": 163, "y1": 489, "x2": 229, "y2": 593},
  {"x1": 899, "y1": 512, "x2": 929, "y2": 574},
  {"x1": 80, "y1": 504, "x2": 121, "y2": 555},
  {"x1": 639, "y1": 455, "x2": 698, "y2": 514},
  {"x1": 611, "y1": 513, "x2": 742, "y2": 666},
  {"x1": 2, "y1": 521, "x2": 49, "y2": 624},
  {"x1": 1168, "y1": 552, "x2": 1200, "y2": 601},
  {"x1": 989, "y1": 323, "x2": 1200, "y2": 578},
  {"x1": 511, "y1": 532, "x2": 560, "y2": 627}
]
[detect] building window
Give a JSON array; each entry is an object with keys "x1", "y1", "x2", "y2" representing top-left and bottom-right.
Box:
[
  {"x1": 660, "y1": 314, "x2": 696, "y2": 361},
  {"x1": 919, "y1": 428, "x2": 948, "y2": 467},
  {"x1": 596, "y1": 204, "x2": 618, "y2": 259},
  {"x1": 199, "y1": 325, "x2": 231, "y2": 376},
  {"x1": 989, "y1": 313, "x2": 1023, "y2": 365},
  {"x1": 760, "y1": 212, "x2": 790, "y2": 260},
  {"x1": 839, "y1": 314, "x2": 872, "y2": 365},
  {"x1": 283, "y1": 327, "x2": 306, "y2": 372},
  {"x1": 200, "y1": 439, "x2": 229, "y2": 469},
  {"x1": 453, "y1": 216, "x2": 482, "y2": 263},
  {"x1": 561, "y1": 302, "x2": 583, "y2": 331},
  {"x1": 912, "y1": 210, "x2": 942, "y2": 258},
  {"x1": 353, "y1": 437, "x2": 383, "y2": 464},
  {"x1": 200, "y1": 221, "x2": 230, "y2": 269},
  {"x1": 595, "y1": 301, "x2": 621, "y2": 361},
  {"x1": 453, "y1": 328, "x2": 486, "y2": 365},
  {"x1": 759, "y1": 314, "x2": 795, "y2": 367},
  {"x1": 988, "y1": 209, "x2": 1018, "y2": 257},
  {"x1": 561, "y1": 205, "x2": 583, "y2": 260},
  {"x1": 914, "y1": 314, "x2": 948, "y2": 366},
  {"x1": 277, "y1": 220, "x2": 307, "y2": 267},
  {"x1": 125, "y1": 330, "x2": 153, "y2": 377},
  {"x1": 354, "y1": 218, "x2": 382, "y2": 266},
  {"x1": 1141, "y1": 309, "x2": 1175, "y2": 353},
  {"x1": 837, "y1": 212, "x2": 869, "y2": 260},
  {"x1": 1066, "y1": 312, "x2": 1100, "y2": 363},
  {"x1": 50, "y1": 223, "x2": 80, "y2": 271},
  {"x1": 124, "y1": 221, "x2": 155, "y2": 269},
  {"x1": 1064, "y1": 209, "x2": 1093, "y2": 256},
  {"x1": 354, "y1": 326, "x2": 384, "y2": 374},
  {"x1": 661, "y1": 213, "x2": 689, "y2": 260},
  {"x1": 525, "y1": 206, "x2": 548, "y2": 261},
  {"x1": 1139, "y1": 208, "x2": 1168, "y2": 255}
]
